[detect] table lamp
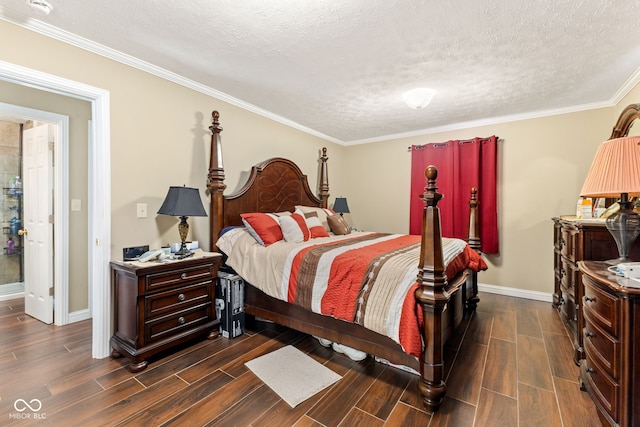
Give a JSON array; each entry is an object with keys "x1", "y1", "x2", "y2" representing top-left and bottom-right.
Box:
[
  {"x1": 580, "y1": 135, "x2": 640, "y2": 263},
  {"x1": 157, "y1": 186, "x2": 207, "y2": 256},
  {"x1": 333, "y1": 197, "x2": 350, "y2": 217}
]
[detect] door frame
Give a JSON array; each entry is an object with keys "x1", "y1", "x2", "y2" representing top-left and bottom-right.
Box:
[
  {"x1": 0, "y1": 60, "x2": 112, "y2": 359},
  {"x1": 0, "y1": 106, "x2": 67, "y2": 323}
]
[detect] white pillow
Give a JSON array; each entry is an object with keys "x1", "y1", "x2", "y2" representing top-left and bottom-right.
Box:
[
  {"x1": 294, "y1": 206, "x2": 334, "y2": 232},
  {"x1": 279, "y1": 213, "x2": 311, "y2": 243}
]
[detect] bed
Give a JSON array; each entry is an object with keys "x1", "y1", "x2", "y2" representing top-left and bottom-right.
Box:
[{"x1": 206, "y1": 110, "x2": 487, "y2": 412}]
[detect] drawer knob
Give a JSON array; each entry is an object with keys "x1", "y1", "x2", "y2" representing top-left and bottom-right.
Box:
[
  {"x1": 181, "y1": 273, "x2": 188, "y2": 280},
  {"x1": 178, "y1": 317, "x2": 185, "y2": 325},
  {"x1": 586, "y1": 367, "x2": 595, "y2": 374},
  {"x1": 585, "y1": 296, "x2": 596, "y2": 303},
  {"x1": 586, "y1": 331, "x2": 595, "y2": 338},
  {"x1": 178, "y1": 293, "x2": 186, "y2": 302}
]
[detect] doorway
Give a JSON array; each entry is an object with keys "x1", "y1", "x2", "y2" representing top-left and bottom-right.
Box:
[
  {"x1": 0, "y1": 120, "x2": 25, "y2": 301},
  {"x1": 0, "y1": 120, "x2": 57, "y2": 326},
  {"x1": 0, "y1": 60, "x2": 112, "y2": 358}
]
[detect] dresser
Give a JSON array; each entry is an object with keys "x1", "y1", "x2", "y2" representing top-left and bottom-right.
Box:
[
  {"x1": 110, "y1": 252, "x2": 222, "y2": 372},
  {"x1": 552, "y1": 217, "x2": 629, "y2": 364},
  {"x1": 578, "y1": 261, "x2": 640, "y2": 427}
]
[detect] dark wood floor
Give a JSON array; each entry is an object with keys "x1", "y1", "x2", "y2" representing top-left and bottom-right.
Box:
[{"x1": 0, "y1": 292, "x2": 601, "y2": 426}]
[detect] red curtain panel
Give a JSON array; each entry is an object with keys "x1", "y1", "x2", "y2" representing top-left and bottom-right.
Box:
[{"x1": 410, "y1": 136, "x2": 498, "y2": 254}]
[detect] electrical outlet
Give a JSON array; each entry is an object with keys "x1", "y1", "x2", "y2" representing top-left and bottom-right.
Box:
[{"x1": 136, "y1": 203, "x2": 148, "y2": 218}]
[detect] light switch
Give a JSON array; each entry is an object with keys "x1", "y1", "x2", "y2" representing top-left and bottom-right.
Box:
[
  {"x1": 71, "y1": 199, "x2": 82, "y2": 211},
  {"x1": 137, "y1": 203, "x2": 148, "y2": 218}
]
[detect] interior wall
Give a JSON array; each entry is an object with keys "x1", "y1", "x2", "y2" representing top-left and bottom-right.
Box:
[
  {"x1": 342, "y1": 106, "x2": 625, "y2": 295},
  {"x1": 0, "y1": 20, "x2": 345, "y2": 269}
]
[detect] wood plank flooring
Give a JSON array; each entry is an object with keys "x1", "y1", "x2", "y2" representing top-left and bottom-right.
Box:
[{"x1": 0, "y1": 292, "x2": 602, "y2": 426}]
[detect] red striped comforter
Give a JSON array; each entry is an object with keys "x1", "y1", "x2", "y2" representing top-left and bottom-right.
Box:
[{"x1": 220, "y1": 229, "x2": 486, "y2": 358}]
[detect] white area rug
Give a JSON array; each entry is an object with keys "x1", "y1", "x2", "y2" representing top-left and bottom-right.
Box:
[{"x1": 245, "y1": 345, "x2": 342, "y2": 408}]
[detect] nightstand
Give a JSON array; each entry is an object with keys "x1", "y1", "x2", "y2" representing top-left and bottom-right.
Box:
[
  {"x1": 578, "y1": 260, "x2": 640, "y2": 427},
  {"x1": 110, "y1": 252, "x2": 222, "y2": 372}
]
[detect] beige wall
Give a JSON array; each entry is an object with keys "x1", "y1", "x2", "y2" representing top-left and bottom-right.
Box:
[
  {"x1": 3, "y1": 19, "x2": 640, "y2": 303},
  {"x1": 343, "y1": 107, "x2": 625, "y2": 294},
  {"x1": 0, "y1": 20, "x2": 344, "y2": 314}
]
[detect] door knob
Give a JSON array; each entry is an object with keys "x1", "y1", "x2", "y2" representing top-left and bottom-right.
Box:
[{"x1": 18, "y1": 229, "x2": 28, "y2": 236}]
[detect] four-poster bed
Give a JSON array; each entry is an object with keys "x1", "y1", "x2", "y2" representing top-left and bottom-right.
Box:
[{"x1": 206, "y1": 110, "x2": 486, "y2": 412}]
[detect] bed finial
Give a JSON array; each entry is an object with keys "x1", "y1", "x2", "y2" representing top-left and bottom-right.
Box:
[
  {"x1": 423, "y1": 165, "x2": 443, "y2": 207},
  {"x1": 319, "y1": 147, "x2": 330, "y2": 208},
  {"x1": 468, "y1": 187, "x2": 481, "y2": 251}
]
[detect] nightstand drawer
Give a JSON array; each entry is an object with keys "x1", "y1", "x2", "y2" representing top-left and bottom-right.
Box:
[
  {"x1": 583, "y1": 318, "x2": 619, "y2": 379},
  {"x1": 145, "y1": 304, "x2": 211, "y2": 343},
  {"x1": 583, "y1": 353, "x2": 619, "y2": 422},
  {"x1": 583, "y1": 277, "x2": 619, "y2": 337},
  {"x1": 145, "y1": 264, "x2": 215, "y2": 292},
  {"x1": 145, "y1": 282, "x2": 212, "y2": 319}
]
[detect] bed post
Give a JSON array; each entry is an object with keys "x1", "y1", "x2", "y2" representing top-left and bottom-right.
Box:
[
  {"x1": 319, "y1": 147, "x2": 329, "y2": 208},
  {"x1": 207, "y1": 110, "x2": 226, "y2": 252},
  {"x1": 466, "y1": 187, "x2": 481, "y2": 313},
  {"x1": 415, "y1": 165, "x2": 448, "y2": 413}
]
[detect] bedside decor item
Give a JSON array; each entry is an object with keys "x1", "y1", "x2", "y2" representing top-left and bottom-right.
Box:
[
  {"x1": 333, "y1": 197, "x2": 350, "y2": 216},
  {"x1": 580, "y1": 135, "x2": 640, "y2": 263},
  {"x1": 157, "y1": 185, "x2": 207, "y2": 256}
]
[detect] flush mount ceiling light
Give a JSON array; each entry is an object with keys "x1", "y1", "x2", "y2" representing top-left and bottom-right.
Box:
[
  {"x1": 403, "y1": 88, "x2": 436, "y2": 110},
  {"x1": 27, "y1": 0, "x2": 54, "y2": 15}
]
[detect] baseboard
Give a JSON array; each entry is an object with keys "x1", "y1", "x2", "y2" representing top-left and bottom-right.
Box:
[
  {"x1": 477, "y1": 283, "x2": 553, "y2": 303},
  {"x1": 0, "y1": 292, "x2": 24, "y2": 302},
  {"x1": 68, "y1": 309, "x2": 91, "y2": 323}
]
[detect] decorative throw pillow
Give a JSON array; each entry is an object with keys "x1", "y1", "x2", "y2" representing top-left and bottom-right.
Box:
[
  {"x1": 240, "y1": 212, "x2": 283, "y2": 246},
  {"x1": 304, "y1": 212, "x2": 330, "y2": 238},
  {"x1": 327, "y1": 214, "x2": 351, "y2": 235},
  {"x1": 295, "y1": 206, "x2": 334, "y2": 232},
  {"x1": 279, "y1": 213, "x2": 311, "y2": 243}
]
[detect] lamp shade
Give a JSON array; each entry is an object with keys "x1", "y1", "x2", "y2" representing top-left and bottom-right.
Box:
[
  {"x1": 157, "y1": 186, "x2": 207, "y2": 217},
  {"x1": 580, "y1": 136, "x2": 640, "y2": 198},
  {"x1": 333, "y1": 197, "x2": 350, "y2": 214}
]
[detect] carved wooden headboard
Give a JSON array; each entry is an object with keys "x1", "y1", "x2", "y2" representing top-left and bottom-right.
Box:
[{"x1": 206, "y1": 111, "x2": 329, "y2": 251}]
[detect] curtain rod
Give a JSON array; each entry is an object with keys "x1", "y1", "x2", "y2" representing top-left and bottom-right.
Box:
[{"x1": 407, "y1": 136, "x2": 499, "y2": 152}]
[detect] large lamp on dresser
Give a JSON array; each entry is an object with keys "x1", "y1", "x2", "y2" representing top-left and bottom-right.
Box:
[{"x1": 580, "y1": 135, "x2": 640, "y2": 263}]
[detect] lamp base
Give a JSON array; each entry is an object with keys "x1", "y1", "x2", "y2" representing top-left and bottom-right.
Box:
[{"x1": 175, "y1": 242, "x2": 191, "y2": 257}]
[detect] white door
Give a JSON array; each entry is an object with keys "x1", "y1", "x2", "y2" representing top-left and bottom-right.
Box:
[{"x1": 22, "y1": 124, "x2": 54, "y2": 324}]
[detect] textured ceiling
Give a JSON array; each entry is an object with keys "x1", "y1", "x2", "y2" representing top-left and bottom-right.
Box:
[{"x1": 2, "y1": 0, "x2": 640, "y2": 144}]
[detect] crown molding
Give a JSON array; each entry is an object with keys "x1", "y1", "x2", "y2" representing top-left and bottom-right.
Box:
[{"x1": 0, "y1": 7, "x2": 343, "y2": 145}]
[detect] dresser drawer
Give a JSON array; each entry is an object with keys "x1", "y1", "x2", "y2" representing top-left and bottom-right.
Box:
[
  {"x1": 583, "y1": 354, "x2": 619, "y2": 423},
  {"x1": 583, "y1": 318, "x2": 619, "y2": 379},
  {"x1": 583, "y1": 277, "x2": 619, "y2": 337},
  {"x1": 145, "y1": 282, "x2": 212, "y2": 319},
  {"x1": 560, "y1": 228, "x2": 576, "y2": 261},
  {"x1": 145, "y1": 304, "x2": 212, "y2": 343},
  {"x1": 559, "y1": 289, "x2": 577, "y2": 333},
  {"x1": 145, "y1": 263, "x2": 215, "y2": 292},
  {"x1": 560, "y1": 259, "x2": 578, "y2": 295}
]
